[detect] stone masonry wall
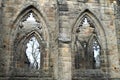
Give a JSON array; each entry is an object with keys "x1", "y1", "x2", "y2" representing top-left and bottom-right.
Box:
[
  {"x1": 0, "y1": 0, "x2": 120, "y2": 80},
  {"x1": 68, "y1": 0, "x2": 120, "y2": 79}
]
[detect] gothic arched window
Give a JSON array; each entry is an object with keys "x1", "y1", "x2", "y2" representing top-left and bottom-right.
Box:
[
  {"x1": 93, "y1": 40, "x2": 101, "y2": 68},
  {"x1": 74, "y1": 16, "x2": 101, "y2": 69},
  {"x1": 12, "y1": 6, "x2": 50, "y2": 78},
  {"x1": 87, "y1": 36, "x2": 101, "y2": 69},
  {"x1": 26, "y1": 36, "x2": 41, "y2": 69},
  {"x1": 13, "y1": 7, "x2": 50, "y2": 72},
  {"x1": 15, "y1": 32, "x2": 44, "y2": 71}
]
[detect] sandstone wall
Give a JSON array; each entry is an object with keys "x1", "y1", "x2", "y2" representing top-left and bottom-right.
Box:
[{"x1": 0, "y1": 0, "x2": 120, "y2": 80}]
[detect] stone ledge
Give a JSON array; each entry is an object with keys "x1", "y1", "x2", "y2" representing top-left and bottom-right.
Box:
[
  {"x1": 0, "y1": 77, "x2": 53, "y2": 80},
  {"x1": 72, "y1": 69, "x2": 109, "y2": 80}
]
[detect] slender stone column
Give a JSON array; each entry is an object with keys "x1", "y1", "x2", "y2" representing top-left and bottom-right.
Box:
[
  {"x1": 58, "y1": 0, "x2": 72, "y2": 80},
  {"x1": 58, "y1": 43, "x2": 71, "y2": 80}
]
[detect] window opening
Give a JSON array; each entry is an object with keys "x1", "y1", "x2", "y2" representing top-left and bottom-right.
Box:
[
  {"x1": 19, "y1": 13, "x2": 41, "y2": 29},
  {"x1": 75, "y1": 16, "x2": 101, "y2": 69},
  {"x1": 26, "y1": 13, "x2": 36, "y2": 22},
  {"x1": 93, "y1": 40, "x2": 100, "y2": 69},
  {"x1": 26, "y1": 36, "x2": 41, "y2": 69}
]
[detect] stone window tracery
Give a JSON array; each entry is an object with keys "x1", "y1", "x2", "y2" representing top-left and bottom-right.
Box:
[
  {"x1": 87, "y1": 36, "x2": 101, "y2": 69},
  {"x1": 74, "y1": 16, "x2": 101, "y2": 69},
  {"x1": 19, "y1": 12, "x2": 42, "y2": 30},
  {"x1": 14, "y1": 11, "x2": 47, "y2": 72},
  {"x1": 14, "y1": 30, "x2": 45, "y2": 72}
]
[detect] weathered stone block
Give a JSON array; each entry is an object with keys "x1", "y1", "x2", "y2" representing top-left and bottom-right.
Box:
[{"x1": 0, "y1": 0, "x2": 120, "y2": 80}]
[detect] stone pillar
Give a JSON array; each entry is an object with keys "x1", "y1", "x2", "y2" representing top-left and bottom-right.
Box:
[
  {"x1": 0, "y1": 0, "x2": 4, "y2": 77},
  {"x1": 58, "y1": 43, "x2": 71, "y2": 80},
  {"x1": 0, "y1": 1, "x2": 2, "y2": 30},
  {"x1": 43, "y1": 43, "x2": 49, "y2": 71},
  {"x1": 58, "y1": 0, "x2": 72, "y2": 80}
]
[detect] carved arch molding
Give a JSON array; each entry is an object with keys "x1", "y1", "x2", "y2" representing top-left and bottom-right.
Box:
[
  {"x1": 72, "y1": 10, "x2": 108, "y2": 79},
  {"x1": 11, "y1": 6, "x2": 50, "y2": 77}
]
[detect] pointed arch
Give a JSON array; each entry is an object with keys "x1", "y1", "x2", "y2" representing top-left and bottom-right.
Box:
[
  {"x1": 11, "y1": 5, "x2": 50, "y2": 55},
  {"x1": 87, "y1": 34, "x2": 101, "y2": 69},
  {"x1": 15, "y1": 30, "x2": 43, "y2": 46},
  {"x1": 20, "y1": 30, "x2": 43, "y2": 48},
  {"x1": 72, "y1": 9, "x2": 108, "y2": 71},
  {"x1": 11, "y1": 5, "x2": 50, "y2": 42},
  {"x1": 11, "y1": 5, "x2": 51, "y2": 76},
  {"x1": 87, "y1": 34, "x2": 102, "y2": 48},
  {"x1": 14, "y1": 30, "x2": 44, "y2": 69},
  {"x1": 72, "y1": 9, "x2": 107, "y2": 50},
  {"x1": 13, "y1": 5, "x2": 47, "y2": 25},
  {"x1": 74, "y1": 38, "x2": 86, "y2": 69},
  {"x1": 21, "y1": 30, "x2": 44, "y2": 44}
]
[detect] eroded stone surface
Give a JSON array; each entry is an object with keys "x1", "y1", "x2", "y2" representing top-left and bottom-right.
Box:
[{"x1": 0, "y1": 0, "x2": 120, "y2": 80}]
